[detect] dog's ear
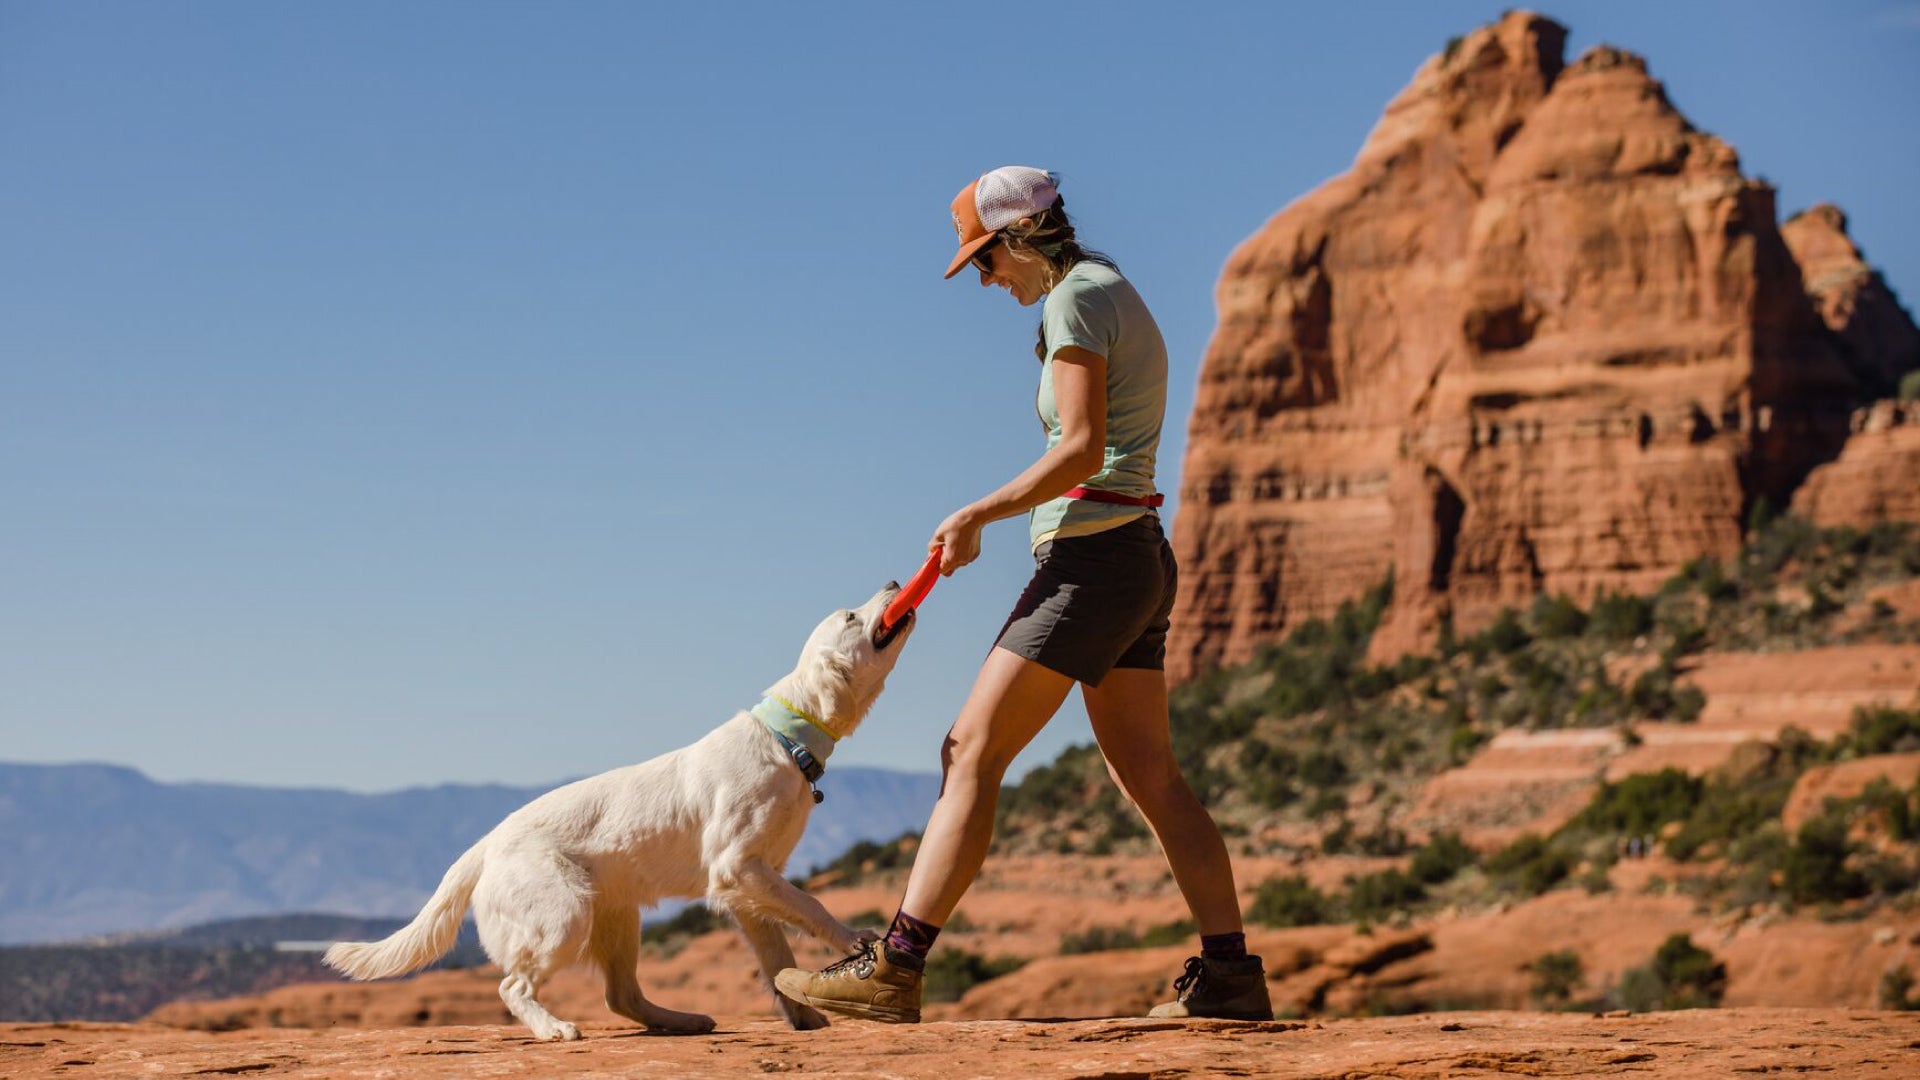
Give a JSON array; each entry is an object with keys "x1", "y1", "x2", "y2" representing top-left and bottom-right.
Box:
[
  {"x1": 822, "y1": 652, "x2": 855, "y2": 689},
  {"x1": 798, "y1": 649, "x2": 859, "y2": 725}
]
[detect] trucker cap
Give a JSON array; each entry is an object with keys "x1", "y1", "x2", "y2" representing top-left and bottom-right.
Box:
[{"x1": 944, "y1": 165, "x2": 1060, "y2": 279}]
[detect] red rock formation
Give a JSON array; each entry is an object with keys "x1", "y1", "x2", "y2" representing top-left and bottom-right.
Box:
[
  {"x1": 1792, "y1": 401, "x2": 1920, "y2": 526},
  {"x1": 1169, "y1": 11, "x2": 1918, "y2": 677},
  {"x1": 1783, "y1": 204, "x2": 1920, "y2": 398}
]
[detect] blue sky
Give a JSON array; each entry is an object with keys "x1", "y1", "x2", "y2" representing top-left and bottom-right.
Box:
[{"x1": 3, "y1": 1, "x2": 1915, "y2": 793}]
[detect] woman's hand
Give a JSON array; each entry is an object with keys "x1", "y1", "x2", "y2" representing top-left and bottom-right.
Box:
[{"x1": 931, "y1": 506, "x2": 985, "y2": 575}]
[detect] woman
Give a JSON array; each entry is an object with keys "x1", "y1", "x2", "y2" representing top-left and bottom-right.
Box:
[{"x1": 776, "y1": 167, "x2": 1270, "y2": 1023}]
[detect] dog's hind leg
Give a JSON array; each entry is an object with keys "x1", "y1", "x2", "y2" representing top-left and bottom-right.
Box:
[
  {"x1": 733, "y1": 912, "x2": 830, "y2": 1031},
  {"x1": 591, "y1": 905, "x2": 715, "y2": 1034},
  {"x1": 498, "y1": 970, "x2": 579, "y2": 1041},
  {"x1": 476, "y1": 847, "x2": 593, "y2": 1041}
]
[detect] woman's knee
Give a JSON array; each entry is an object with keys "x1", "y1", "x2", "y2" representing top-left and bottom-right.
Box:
[
  {"x1": 940, "y1": 727, "x2": 1018, "y2": 785},
  {"x1": 1108, "y1": 756, "x2": 1191, "y2": 809}
]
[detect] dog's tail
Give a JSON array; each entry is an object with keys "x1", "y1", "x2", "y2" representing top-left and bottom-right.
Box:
[{"x1": 323, "y1": 840, "x2": 487, "y2": 980}]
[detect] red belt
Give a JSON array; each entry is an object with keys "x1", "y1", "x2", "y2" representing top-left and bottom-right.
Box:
[{"x1": 1064, "y1": 486, "x2": 1164, "y2": 507}]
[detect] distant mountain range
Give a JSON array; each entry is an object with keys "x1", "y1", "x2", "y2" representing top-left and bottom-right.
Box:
[{"x1": 0, "y1": 761, "x2": 940, "y2": 944}]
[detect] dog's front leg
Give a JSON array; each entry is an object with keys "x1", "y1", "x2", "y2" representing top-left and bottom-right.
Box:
[
  {"x1": 711, "y1": 858, "x2": 875, "y2": 954},
  {"x1": 732, "y1": 913, "x2": 831, "y2": 1030}
]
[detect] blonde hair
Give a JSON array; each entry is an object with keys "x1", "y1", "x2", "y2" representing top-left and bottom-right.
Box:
[{"x1": 999, "y1": 196, "x2": 1116, "y2": 360}]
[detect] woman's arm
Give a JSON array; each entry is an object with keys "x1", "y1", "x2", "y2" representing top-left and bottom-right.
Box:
[{"x1": 931, "y1": 345, "x2": 1106, "y2": 573}]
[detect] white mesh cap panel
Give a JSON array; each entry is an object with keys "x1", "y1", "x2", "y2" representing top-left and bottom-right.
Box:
[{"x1": 974, "y1": 166, "x2": 1058, "y2": 231}]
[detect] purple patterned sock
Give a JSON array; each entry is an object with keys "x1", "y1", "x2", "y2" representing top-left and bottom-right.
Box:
[
  {"x1": 1201, "y1": 931, "x2": 1247, "y2": 961},
  {"x1": 882, "y1": 909, "x2": 942, "y2": 960}
]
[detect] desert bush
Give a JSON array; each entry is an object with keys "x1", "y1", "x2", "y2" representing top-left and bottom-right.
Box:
[
  {"x1": 1665, "y1": 774, "x2": 1795, "y2": 861},
  {"x1": 1250, "y1": 874, "x2": 1334, "y2": 928},
  {"x1": 1880, "y1": 964, "x2": 1918, "y2": 1010},
  {"x1": 808, "y1": 832, "x2": 919, "y2": 885},
  {"x1": 1465, "y1": 609, "x2": 1531, "y2": 660},
  {"x1": 1844, "y1": 703, "x2": 1920, "y2": 756},
  {"x1": 1239, "y1": 738, "x2": 1300, "y2": 809},
  {"x1": 1627, "y1": 662, "x2": 1705, "y2": 722},
  {"x1": 923, "y1": 949, "x2": 1024, "y2": 1002},
  {"x1": 1571, "y1": 667, "x2": 1630, "y2": 727},
  {"x1": 1320, "y1": 818, "x2": 1355, "y2": 855},
  {"x1": 1408, "y1": 832, "x2": 1477, "y2": 885},
  {"x1": 1527, "y1": 949, "x2": 1586, "y2": 1010},
  {"x1": 1059, "y1": 925, "x2": 1142, "y2": 954},
  {"x1": 1486, "y1": 833, "x2": 1574, "y2": 897},
  {"x1": 1345, "y1": 868, "x2": 1426, "y2": 921},
  {"x1": 1571, "y1": 769, "x2": 1702, "y2": 837},
  {"x1": 1588, "y1": 592, "x2": 1654, "y2": 641},
  {"x1": 1616, "y1": 933, "x2": 1726, "y2": 1010},
  {"x1": 1747, "y1": 514, "x2": 1820, "y2": 583},
  {"x1": 1531, "y1": 594, "x2": 1587, "y2": 639},
  {"x1": 1784, "y1": 813, "x2": 1866, "y2": 905},
  {"x1": 1354, "y1": 824, "x2": 1411, "y2": 858}
]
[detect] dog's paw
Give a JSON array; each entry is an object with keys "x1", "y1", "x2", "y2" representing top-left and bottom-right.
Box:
[
  {"x1": 541, "y1": 1021, "x2": 581, "y2": 1042},
  {"x1": 648, "y1": 1010, "x2": 716, "y2": 1035},
  {"x1": 828, "y1": 924, "x2": 881, "y2": 953},
  {"x1": 784, "y1": 1002, "x2": 831, "y2": 1031}
]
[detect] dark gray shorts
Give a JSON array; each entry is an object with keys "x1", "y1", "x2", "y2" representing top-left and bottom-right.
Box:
[{"x1": 993, "y1": 514, "x2": 1177, "y2": 686}]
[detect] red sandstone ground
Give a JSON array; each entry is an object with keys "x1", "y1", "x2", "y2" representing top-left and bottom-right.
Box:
[{"x1": 6, "y1": 1010, "x2": 1918, "y2": 1079}]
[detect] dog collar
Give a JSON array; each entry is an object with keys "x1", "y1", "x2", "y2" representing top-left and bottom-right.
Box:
[{"x1": 750, "y1": 696, "x2": 837, "y2": 803}]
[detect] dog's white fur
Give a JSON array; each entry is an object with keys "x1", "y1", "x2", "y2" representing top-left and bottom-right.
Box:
[{"x1": 323, "y1": 584, "x2": 916, "y2": 1040}]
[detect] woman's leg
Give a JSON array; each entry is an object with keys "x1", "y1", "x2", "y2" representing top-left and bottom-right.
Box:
[
  {"x1": 898, "y1": 645, "x2": 1075, "y2": 924},
  {"x1": 1082, "y1": 666, "x2": 1243, "y2": 934}
]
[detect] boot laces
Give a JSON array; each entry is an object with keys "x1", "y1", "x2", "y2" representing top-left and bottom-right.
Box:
[
  {"x1": 822, "y1": 939, "x2": 877, "y2": 978},
  {"x1": 1171, "y1": 956, "x2": 1209, "y2": 1000}
]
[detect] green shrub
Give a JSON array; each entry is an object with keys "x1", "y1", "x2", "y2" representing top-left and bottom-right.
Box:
[
  {"x1": 1345, "y1": 868, "x2": 1425, "y2": 920},
  {"x1": 1531, "y1": 594, "x2": 1588, "y2": 639},
  {"x1": 1250, "y1": 874, "x2": 1334, "y2": 928},
  {"x1": 1846, "y1": 703, "x2": 1920, "y2": 756},
  {"x1": 1306, "y1": 789, "x2": 1349, "y2": 819},
  {"x1": 1486, "y1": 834, "x2": 1574, "y2": 897},
  {"x1": 1527, "y1": 949, "x2": 1586, "y2": 1010},
  {"x1": 807, "y1": 832, "x2": 920, "y2": 885},
  {"x1": 923, "y1": 949, "x2": 1024, "y2": 1003},
  {"x1": 649, "y1": 903, "x2": 721, "y2": 939},
  {"x1": 1476, "y1": 609, "x2": 1532, "y2": 656},
  {"x1": 1628, "y1": 662, "x2": 1704, "y2": 722},
  {"x1": 1748, "y1": 514, "x2": 1819, "y2": 578},
  {"x1": 1447, "y1": 723, "x2": 1486, "y2": 765},
  {"x1": 1354, "y1": 824, "x2": 1411, "y2": 857},
  {"x1": 1665, "y1": 776, "x2": 1795, "y2": 861},
  {"x1": 1410, "y1": 832, "x2": 1478, "y2": 884},
  {"x1": 1900, "y1": 369, "x2": 1920, "y2": 402},
  {"x1": 1240, "y1": 739, "x2": 1300, "y2": 809},
  {"x1": 1880, "y1": 964, "x2": 1918, "y2": 1010},
  {"x1": 1588, "y1": 592, "x2": 1654, "y2": 641},
  {"x1": 1617, "y1": 933, "x2": 1726, "y2": 1010},
  {"x1": 1784, "y1": 813, "x2": 1866, "y2": 904},
  {"x1": 1301, "y1": 748, "x2": 1350, "y2": 788},
  {"x1": 1059, "y1": 925, "x2": 1142, "y2": 954},
  {"x1": 1572, "y1": 669, "x2": 1629, "y2": 726},
  {"x1": 1141, "y1": 919, "x2": 1197, "y2": 948},
  {"x1": 1320, "y1": 818, "x2": 1355, "y2": 855},
  {"x1": 1572, "y1": 769, "x2": 1703, "y2": 837}
]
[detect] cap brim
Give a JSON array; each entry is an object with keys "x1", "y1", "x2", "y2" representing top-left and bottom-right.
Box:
[{"x1": 943, "y1": 233, "x2": 995, "y2": 280}]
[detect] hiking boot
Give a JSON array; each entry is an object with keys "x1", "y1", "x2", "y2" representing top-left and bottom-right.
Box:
[
  {"x1": 774, "y1": 940, "x2": 924, "y2": 1024},
  {"x1": 1148, "y1": 955, "x2": 1273, "y2": 1020}
]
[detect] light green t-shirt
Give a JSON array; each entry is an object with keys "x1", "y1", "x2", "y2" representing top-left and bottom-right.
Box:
[{"x1": 1029, "y1": 261, "x2": 1169, "y2": 549}]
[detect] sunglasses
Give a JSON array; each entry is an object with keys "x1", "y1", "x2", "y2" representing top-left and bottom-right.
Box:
[{"x1": 971, "y1": 235, "x2": 1000, "y2": 275}]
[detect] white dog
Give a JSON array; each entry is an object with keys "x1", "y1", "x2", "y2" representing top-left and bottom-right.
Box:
[{"x1": 323, "y1": 583, "x2": 916, "y2": 1040}]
